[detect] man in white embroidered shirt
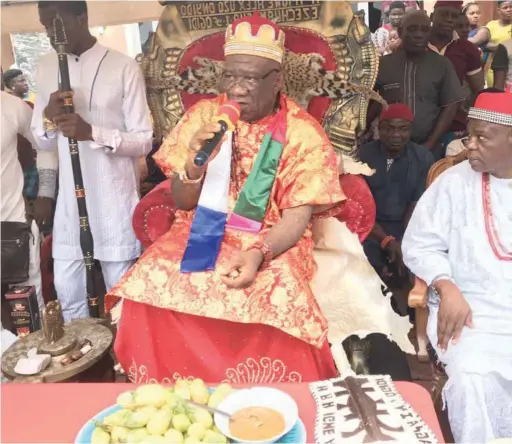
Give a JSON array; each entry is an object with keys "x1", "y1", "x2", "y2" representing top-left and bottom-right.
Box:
[
  {"x1": 402, "y1": 89, "x2": 512, "y2": 443},
  {"x1": 32, "y1": 1, "x2": 152, "y2": 321}
]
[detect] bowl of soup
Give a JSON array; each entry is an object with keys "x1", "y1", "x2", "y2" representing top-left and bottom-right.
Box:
[{"x1": 214, "y1": 387, "x2": 299, "y2": 443}]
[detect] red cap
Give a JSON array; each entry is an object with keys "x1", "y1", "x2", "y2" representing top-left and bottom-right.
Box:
[
  {"x1": 434, "y1": 1, "x2": 463, "y2": 9},
  {"x1": 230, "y1": 12, "x2": 281, "y2": 38},
  {"x1": 379, "y1": 103, "x2": 414, "y2": 122},
  {"x1": 474, "y1": 91, "x2": 512, "y2": 115}
]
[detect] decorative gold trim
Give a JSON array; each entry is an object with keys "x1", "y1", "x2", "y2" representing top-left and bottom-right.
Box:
[
  {"x1": 225, "y1": 22, "x2": 285, "y2": 63},
  {"x1": 224, "y1": 357, "x2": 302, "y2": 384},
  {"x1": 126, "y1": 357, "x2": 303, "y2": 384}
]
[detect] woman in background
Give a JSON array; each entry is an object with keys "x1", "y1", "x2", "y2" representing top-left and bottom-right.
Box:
[
  {"x1": 485, "y1": 1, "x2": 512, "y2": 85},
  {"x1": 465, "y1": 3, "x2": 489, "y2": 43},
  {"x1": 372, "y1": 1, "x2": 406, "y2": 55},
  {"x1": 465, "y1": 3, "x2": 490, "y2": 46},
  {"x1": 464, "y1": 2, "x2": 492, "y2": 83}
]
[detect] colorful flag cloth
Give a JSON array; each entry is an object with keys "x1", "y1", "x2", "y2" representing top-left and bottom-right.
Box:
[
  {"x1": 180, "y1": 132, "x2": 233, "y2": 272},
  {"x1": 227, "y1": 107, "x2": 286, "y2": 233},
  {"x1": 181, "y1": 96, "x2": 287, "y2": 273}
]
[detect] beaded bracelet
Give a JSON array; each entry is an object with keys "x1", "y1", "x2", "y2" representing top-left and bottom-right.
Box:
[{"x1": 381, "y1": 235, "x2": 395, "y2": 249}]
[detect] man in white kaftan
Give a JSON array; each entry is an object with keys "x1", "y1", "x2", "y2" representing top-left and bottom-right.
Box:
[
  {"x1": 31, "y1": 1, "x2": 152, "y2": 321},
  {"x1": 402, "y1": 90, "x2": 512, "y2": 443},
  {"x1": 1, "y1": 91, "x2": 43, "y2": 311}
]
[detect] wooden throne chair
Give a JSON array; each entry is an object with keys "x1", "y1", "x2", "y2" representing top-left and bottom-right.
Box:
[
  {"x1": 127, "y1": 2, "x2": 393, "y2": 373},
  {"x1": 133, "y1": 1, "x2": 381, "y2": 248},
  {"x1": 133, "y1": 0, "x2": 385, "y2": 248}
]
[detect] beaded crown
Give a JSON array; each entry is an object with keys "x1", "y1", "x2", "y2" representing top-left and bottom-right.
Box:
[{"x1": 224, "y1": 13, "x2": 285, "y2": 64}]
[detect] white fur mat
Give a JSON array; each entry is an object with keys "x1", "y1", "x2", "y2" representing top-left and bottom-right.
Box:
[{"x1": 311, "y1": 217, "x2": 414, "y2": 374}]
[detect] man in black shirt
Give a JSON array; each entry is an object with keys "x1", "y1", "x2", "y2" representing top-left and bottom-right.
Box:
[
  {"x1": 359, "y1": 103, "x2": 434, "y2": 281},
  {"x1": 352, "y1": 104, "x2": 433, "y2": 382},
  {"x1": 371, "y1": 10, "x2": 463, "y2": 160}
]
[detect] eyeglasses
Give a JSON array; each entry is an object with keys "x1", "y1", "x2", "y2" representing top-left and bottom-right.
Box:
[{"x1": 221, "y1": 68, "x2": 280, "y2": 91}]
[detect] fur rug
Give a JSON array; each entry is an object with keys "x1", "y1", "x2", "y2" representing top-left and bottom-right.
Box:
[
  {"x1": 148, "y1": 53, "x2": 387, "y2": 110},
  {"x1": 311, "y1": 217, "x2": 415, "y2": 374}
]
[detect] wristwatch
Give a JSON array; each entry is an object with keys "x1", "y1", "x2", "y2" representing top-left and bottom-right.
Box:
[
  {"x1": 249, "y1": 241, "x2": 273, "y2": 270},
  {"x1": 431, "y1": 274, "x2": 454, "y2": 294},
  {"x1": 178, "y1": 168, "x2": 204, "y2": 184}
]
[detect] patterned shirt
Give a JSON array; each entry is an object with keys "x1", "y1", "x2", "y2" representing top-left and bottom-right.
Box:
[{"x1": 376, "y1": 50, "x2": 463, "y2": 144}]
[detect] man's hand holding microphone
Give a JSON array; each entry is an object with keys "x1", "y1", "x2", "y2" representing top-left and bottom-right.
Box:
[
  {"x1": 179, "y1": 100, "x2": 265, "y2": 289},
  {"x1": 185, "y1": 122, "x2": 227, "y2": 180},
  {"x1": 182, "y1": 100, "x2": 241, "y2": 181}
]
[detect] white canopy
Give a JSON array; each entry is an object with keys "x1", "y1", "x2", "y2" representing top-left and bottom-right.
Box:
[{"x1": 1, "y1": 0, "x2": 163, "y2": 34}]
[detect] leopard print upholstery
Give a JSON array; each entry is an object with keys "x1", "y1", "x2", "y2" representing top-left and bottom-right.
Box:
[
  {"x1": 138, "y1": 4, "x2": 382, "y2": 154},
  {"x1": 148, "y1": 51, "x2": 387, "y2": 111}
]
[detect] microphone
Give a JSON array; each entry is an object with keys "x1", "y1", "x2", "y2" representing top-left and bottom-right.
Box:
[{"x1": 193, "y1": 101, "x2": 241, "y2": 167}]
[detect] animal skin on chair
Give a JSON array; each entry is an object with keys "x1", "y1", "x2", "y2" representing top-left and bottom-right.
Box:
[{"x1": 138, "y1": 3, "x2": 383, "y2": 156}]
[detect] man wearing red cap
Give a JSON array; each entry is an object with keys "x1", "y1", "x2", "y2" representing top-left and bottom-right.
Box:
[
  {"x1": 106, "y1": 14, "x2": 345, "y2": 383},
  {"x1": 359, "y1": 104, "x2": 434, "y2": 279},
  {"x1": 358, "y1": 103, "x2": 434, "y2": 376},
  {"x1": 429, "y1": 0, "x2": 484, "y2": 151},
  {"x1": 402, "y1": 89, "x2": 512, "y2": 442}
]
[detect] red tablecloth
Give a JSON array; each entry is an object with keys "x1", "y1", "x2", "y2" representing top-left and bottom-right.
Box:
[{"x1": 1, "y1": 382, "x2": 444, "y2": 443}]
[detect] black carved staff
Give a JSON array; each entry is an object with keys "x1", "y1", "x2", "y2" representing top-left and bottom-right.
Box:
[
  {"x1": 53, "y1": 15, "x2": 99, "y2": 318},
  {"x1": 334, "y1": 377, "x2": 403, "y2": 442}
]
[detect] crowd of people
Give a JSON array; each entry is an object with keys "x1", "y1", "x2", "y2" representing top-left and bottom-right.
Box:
[{"x1": 1, "y1": 1, "x2": 511, "y2": 443}]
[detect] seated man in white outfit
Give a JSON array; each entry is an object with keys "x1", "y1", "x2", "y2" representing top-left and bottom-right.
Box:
[{"x1": 402, "y1": 89, "x2": 512, "y2": 443}]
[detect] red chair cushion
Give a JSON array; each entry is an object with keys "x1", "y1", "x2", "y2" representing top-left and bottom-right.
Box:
[
  {"x1": 132, "y1": 175, "x2": 375, "y2": 248},
  {"x1": 336, "y1": 174, "x2": 376, "y2": 242},
  {"x1": 132, "y1": 180, "x2": 176, "y2": 249},
  {"x1": 177, "y1": 26, "x2": 336, "y2": 124}
]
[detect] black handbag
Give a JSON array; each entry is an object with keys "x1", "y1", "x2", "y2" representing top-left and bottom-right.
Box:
[{"x1": 1, "y1": 221, "x2": 31, "y2": 284}]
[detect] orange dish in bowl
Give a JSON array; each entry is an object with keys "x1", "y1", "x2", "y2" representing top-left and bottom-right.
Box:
[{"x1": 213, "y1": 387, "x2": 299, "y2": 443}]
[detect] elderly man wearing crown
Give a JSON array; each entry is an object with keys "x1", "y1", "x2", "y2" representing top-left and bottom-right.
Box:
[
  {"x1": 402, "y1": 89, "x2": 512, "y2": 443},
  {"x1": 105, "y1": 13, "x2": 352, "y2": 383}
]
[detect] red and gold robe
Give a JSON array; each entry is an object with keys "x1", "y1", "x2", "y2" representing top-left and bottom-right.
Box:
[{"x1": 106, "y1": 95, "x2": 345, "y2": 383}]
